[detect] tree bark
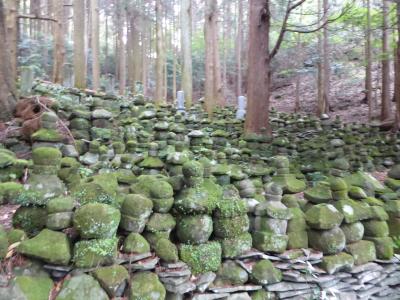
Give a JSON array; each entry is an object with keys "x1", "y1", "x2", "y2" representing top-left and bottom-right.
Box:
[
  {"x1": 5, "y1": 0, "x2": 18, "y2": 82},
  {"x1": 236, "y1": 0, "x2": 243, "y2": 97},
  {"x1": 244, "y1": 0, "x2": 270, "y2": 134},
  {"x1": 395, "y1": 3, "x2": 400, "y2": 129},
  {"x1": 0, "y1": 0, "x2": 17, "y2": 121},
  {"x1": 52, "y1": 0, "x2": 65, "y2": 83},
  {"x1": 90, "y1": 0, "x2": 100, "y2": 90},
  {"x1": 381, "y1": 0, "x2": 391, "y2": 121},
  {"x1": 181, "y1": 0, "x2": 193, "y2": 108},
  {"x1": 316, "y1": 0, "x2": 325, "y2": 116},
  {"x1": 365, "y1": 0, "x2": 372, "y2": 121},
  {"x1": 155, "y1": 0, "x2": 165, "y2": 104},
  {"x1": 117, "y1": 0, "x2": 126, "y2": 95},
  {"x1": 322, "y1": 0, "x2": 330, "y2": 114},
  {"x1": 73, "y1": 0, "x2": 87, "y2": 89}
]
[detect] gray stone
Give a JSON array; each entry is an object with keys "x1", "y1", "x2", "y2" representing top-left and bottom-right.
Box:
[
  {"x1": 80, "y1": 152, "x2": 99, "y2": 165},
  {"x1": 227, "y1": 292, "x2": 251, "y2": 300},
  {"x1": 92, "y1": 109, "x2": 112, "y2": 119},
  {"x1": 164, "y1": 281, "x2": 196, "y2": 294},
  {"x1": 209, "y1": 285, "x2": 262, "y2": 293},
  {"x1": 191, "y1": 293, "x2": 230, "y2": 300},
  {"x1": 195, "y1": 272, "x2": 216, "y2": 293},
  {"x1": 266, "y1": 282, "x2": 316, "y2": 292}
]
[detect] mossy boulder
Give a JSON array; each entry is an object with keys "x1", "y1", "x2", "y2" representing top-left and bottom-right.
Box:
[
  {"x1": 349, "y1": 186, "x2": 367, "y2": 200},
  {"x1": 73, "y1": 203, "x2": 120, "y2": 239},
  {"x1": 345, "y1": 240, "x2": 376, "y2": 265},
  {"x1": 12, "y1": 206, "x2": 47, "y2": 236},
  {"x1": 31, "y1": 128, "x2": 63, "y2": 142},
  {"x1": 365, "y1": 236, "x2": 394, "y2": 260},
  {"x1": 0, "y1": 182, "x2": 24, "y2": 204},
  {"x1": 32, "y1": 147, "x2": 62, "y2": 166},
  {"x1": 0, "y1": 275, "x2": 54, "y2": 300},
  {"x1": 176, "y1": 214, "x2": 213, "y2": 244},
  {"x1": 56, "y1": 274, "x2": 109, "y2": 300},
  {"x1": 122, "y1": 233, "x2": 150, "y2": 254},
  {"x1": 129, "y1": 272, "x2": 166, "y2": 300},
  {"x1": 388, "y1": 164, "x2": 400, "y2": 179},
  {"x1": 363, "y1": 220, "x2": 389, "y2": 237},
  {"x1": 146, "y1": 213, "x2": 176, "y2": 233},
  {"x1": 370, "y1": 206, "x2": 389, "y2": 221},
  {"x1": 341, "y1": 222, "x2": 364, "y2": 243},
  {"x1": 251, "y1": 290, "x2": 275, "y2": 300},
  {"x1": 214, "y1": 198, "x2": 247, "y2": 218},
  {"x1": 304, "y1": 182, "x2": 332, "y2": 204},
  {"x1": 252, "y1": 231, "x2": 288, "y2": 253},
  {"x1": 71, "y1": 182, "x2": 117, "y2": 207},
  {"x1": 219, "y1": 233, "x2": 252, "y2": 258},
  {"x1": 179, "y1": 241, "x2": 222, "y2": 274},
  {"x1": 154, "y1": 238, "x2": 179, "y2": 263},
  {"x1": 308, "y1": 227, "x2": 346, "y2": 255},
  {"x1": 251, "y1": 259, "x2": 282, "y2": 285},
  {"x1": 305, "y1": 204, "x2": 343, "y2": 230},
  {"x1": 255, "y1": 201, "x2": 292, "y2": 220},
  {"x1": 287, "y1": 208, "x2": 306, "y2": 232},
  {"x1": 174, "y1": 185, "x2": 216, "y2": 215},
  {"x1": 385, "y1": 200, "x2": 400, "y2": 218},
  {"x1": 73, "y1": 238, "x2": 117, "y2": 268},
  {"x1": 47, "y1": 196, "x2": 75, "y2": 213},
  {"x1": 92, "y1": 265, "x2": 129, "y2": 298},
  {"x1": 320, "y1": 252, "x2": 354, "y2": 274},
  {"x1": 213, "y1": 214, "x2": 249, "y2": 238},
  {"x1": 271, "y1": 174, "x2": 306, "y2": 194},
  {"x1": 149, "y1": 181, "x2": 174, "y2": 213},
  {"x1": 121, "y1": 194, "x2": 153, "y2": 218},
  {"x1": 18, "y1": 229, "x2": 71, "y2": 265},
  {"x1": 334, "y1": 199, "x2": 371, "y2": 223},
  {"x1": 287, "y1": 230, "x2": 308, "y2": 249},
  {"x1": 0, "y1": 225, "x2": 8, "y2": 259},
  {"x1": 215, "y1": 260, "x2": 248, "y2": 286},
  {"x1": 7, "y1": 228, "x2": 27, "y2": 244}
]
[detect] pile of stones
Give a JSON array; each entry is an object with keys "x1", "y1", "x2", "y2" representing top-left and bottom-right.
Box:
[{"x1": 0, "y1": 82, "x2": 400, "y2": 299}]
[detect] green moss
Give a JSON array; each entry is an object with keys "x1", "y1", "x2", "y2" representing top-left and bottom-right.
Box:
[
  {"x1": 7, "y1": 229, "x2": 27, "y2": 244},
  {"x1": 17, "y1": 229, "x2": 71, "y2": 265},
  {"x1": 46, "y1": 196, "x2": 75, "y2": 213},
  {"x1": 345, "y1": 240, "x2": 376, "y2": 265},
  {"x1": 179, "y1": 241, "x2": 222, "y2": 274},
  {"x1": 154, "y1": 238, "x2": 179, "y2": 263},
  {"x1": 214, "y1": 198, "x2": 247, "y2": 218},
  {"x1": 92, "y1": 265, "x2": 129, "y2": 298},
  {"x1": 287, "y1": 231, "x2": 308, "y2": 249},
  {"x1": 213, "y1": 215, "x2": 249, "y2": 238},
  {"x1": 341, "y1": 222, "x2": 364, "y2": 243},
  {"x1": 320, "y1": 252, "x2": 354, "y2": 274},
  {"x1": 252, "y1": 231, "x2": 288, "y2": 253},
  {"x1": 139, "y1": 156, "x2": 164, "y2": 169},
  {"x1": 73, "y1": 238, "x2": 117, "y2": 268},
  {"x1": 146, "y1": 213, "x2": 176, "y2": 233},
  {"x1": 182, "y1": 161, "x2": 204, "y2": 177},
  {"x1": 14, "y1": 275, "x2": 53, "y2": 300},
  {"x1": 219, "y1": 233, "x2": 252, "y2": 258},
  {"x1": 122, "y1": 194, "x2": 153, "y2": 218},
  {"x1": 0, "y1": 225, "x2": 8, "y2": 259},
  {"x1": 304, "y1": 182, "x2": 332, "y2": 204},
  {"x1": 13, "y1": 206, "x2": 47, "y2": 236},
  {"x1": 176, "y1": 214, "x2": 213, "y2": 244},
  {"x1": 32, "y1": 147, "x2": 62, "y2": 166},
  {"x1": 31, "y1": 128, "x2": 63, "y2": 142},
  {"x1": 72, "y1": 182, "x2": 118, "y2": 207},
  {"x1": 308, "y1": 227, "x2": 346, "y2": 255},
  {"x1": 73, "y1": 203, "x2": 120, "y2": 239},
  {"x1": 363, "y1": 220, "x2": 389, "y2": 237},
  {"x1": 305, "y1": 204, "x2": 343, "y2": 230},
  {"x1": 122, "y1": 233, "x2": 150, "y2": 254},
  {"x1": 0, "y1": 182, "x2": 23, "y2": 204},
  {"x1": 13, "y1": 190, "x2": 46, "y2": 207},
  {"x1": 251, "y1": 259, "x2": 282, "y2": 285},
  {"x1": 215, "y1": 260, "x2": 248, "y2": 286},
  {"x1": 129, "y1": 272, "x2": 166, "y2": 300}
]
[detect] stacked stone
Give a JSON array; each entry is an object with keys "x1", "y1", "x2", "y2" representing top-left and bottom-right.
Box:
[
  {"x1": 0, "y1": 148, "x2": 27, "y2": 183},
  {"x1": 283, "y1": 194, "x2": 308, "y2": 249},
  {"x1": 386, "y1": 199, "x2": 400, "y2": 254},
  {"x1": 188, "y1": 130, "x2": 205, "y2": 154},
  {"x1": 46, "y1": 196, "x2": 75, "y2": 231},
  {"x1": 175, "y1": 161, "x2": 221, "y2": 274},
  {"x1": 91, "y1": 108, "x2": 113, "y2": 142},
  {"x1": 271, "y1": 156, "x2": 306, "y2": 194},
  {"x1": 138, "y1": 143, "x2": 165, "y2": 175},
  {"x1": 166, "y1": 142, "x2": 190, "y2": 192},
  {"x1": 154, "y1": 120, "x2": 169, "y2": 142},
  {"x1": 80, "y1": 141, "x2": 100, "y2": 166},
  {"x1": 213, "y1": 186, "x2": 252, "y2": 259},
  {"x1": 69, "y1": 107, "x2": 91, "y2": 140},
  {"x1": 253, "y1": 183, "x2": 292, "y2": 254},
  {"x1": 305, "y1": 203, "x2": 347, "y2": 270},
  {"x1": 31, "y1": 112, "x2": 64, "y2": 149},
  {"x1": 211, "y1": 129, "x2": 229, "y2": 151}
]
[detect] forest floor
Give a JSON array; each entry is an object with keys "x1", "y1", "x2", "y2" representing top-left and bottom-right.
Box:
[{"x1": 270, "y1": 72, "x2": 396, "y2": 124}]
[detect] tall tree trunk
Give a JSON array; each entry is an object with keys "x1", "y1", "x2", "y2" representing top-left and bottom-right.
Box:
[
  {"x1": 381, "y1": 0, "x2": 391, "y2": 121},
  {"x1": 244, "y1": 0, "x2": 270, "y2": 134},
  {"x1": 204, "y1": 0, "x2": 224, "y2": 115},
  {"x1": 5, "y1": 0, "x2": 18, "y2": 82},
  {"x1": 155, "y1": 0, "x2": 165, "y2": 104},
  {"x1": 52, "y1": 0, "x2": 65, "y2": 83},
  {"x1": 316, "y1": 0, "x2": 324, "y2": 116},
  {"x1": 236, "y1": 0, "x2": 243, "y2": 97},
  {"x1": 395, "y1": 3, "x2": 400, "y2": 129},
  {"x1": 117, "y1": 1, "x2": 126, "y2": 94},
  {"x1": 0, "y1": 0, "x2": 17, "y2": 121},
  {"x1": 294, "y1": 7, "x2": 303, "y2": 112},
  {"x1": 90, "y1": 0, "x2": 100, "y2": 90},
  {"x1": 181, "y1": 0, "x2": 193, "y2": 108},
  {"x1": 365, "y1": 0, "x2": 372, "y2": 121},
  {"x1": 322, "y1": 0, "x2": 330, "y2": 113},
  {"x1": 73, "y1": 0, "x2": 86, "y2": 89}
]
